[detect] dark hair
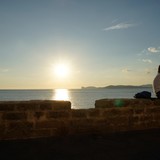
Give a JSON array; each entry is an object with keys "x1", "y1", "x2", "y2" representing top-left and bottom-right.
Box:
[{"x1": 158, "y1": 65, "x2": 160, "y2": 73}]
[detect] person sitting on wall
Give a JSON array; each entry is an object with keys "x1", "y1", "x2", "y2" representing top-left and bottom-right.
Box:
[{"x1": 153, "y1": 65, "x2": 160, "y2": 98}]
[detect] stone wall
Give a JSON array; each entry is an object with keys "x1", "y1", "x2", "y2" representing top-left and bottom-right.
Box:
[
  {"x1": 0, "y1": 100, "x2": 71, "y2": 140},
  {"x1": 95, "y1": 98, "x2": 160, "y2": 108},
  {"x1": 0, "y1": 99, "x2": 160, "y2": 140}
]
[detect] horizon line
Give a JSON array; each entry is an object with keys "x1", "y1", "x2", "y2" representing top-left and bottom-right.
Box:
[{"x1": 0, "y1": 84, "x2": 152, "y2": 90}]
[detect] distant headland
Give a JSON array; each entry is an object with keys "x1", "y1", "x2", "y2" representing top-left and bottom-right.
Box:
[{"x1": 81, "y1": 84, "x2": 152, "y2": 89}]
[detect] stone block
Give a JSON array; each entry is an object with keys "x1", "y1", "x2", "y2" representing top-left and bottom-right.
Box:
[
  {"x1": 3, "y1": 127, "x2": 33, "y2": 140},
  {"x1": 31, "y1": 128, "x2": 53, "y2": 138},
  {"x1": 129, "y1": 99, "x2": 154, "y2": 107},
  {"x1": 95, "y1": 99, "x2": 115, "y2": 108},
  {"x1": 95, "y1": 99, "x2": 159, "y2": 109},
  {"x1": 130, "y1": 123, "x2": 145, "y2": 131},
  {"x1": 104, "y1": 116, "x2": 129, "y2": 126},
  {"x1": 47, "y1": 111, "x2": 70, "y2": 119},
  {"x1": 143, "y1": 120, "x2": 159, "y2": 128},
  {"x1": 146, "y1": 107, "x2": 160, "y2": 113},
  {"x1": 131, "y1": 115, "x2": 139, "y2": 123},
  {"x1": 34, "y1": 111, "x2": 46, "y2": 121},
  {"x1": 121, "y1": 107, "x2": 134, "y2": 115},
  {"x1": 51, "y1": 101, "x2": 71, "y2": 110},
  {"x1": 87, "y1": 109, "x2": 100, "y2": 117},
  {"x1": 16, "y1": 102, "x2": 40, "y2": 111},
  {"x1": 2, "y1": 112, "x2": 27, "y2": 121},
  {"x1": 69, "y1": 119, "x2": 96, "y2": 134},
  {"x1": 102, "y1": 108, "x2": 121, "y2": 117},
  {"x1": 153, "y1": 99, "x2": 160, "y2": 106},
  {"x1": 39, "y1": 100, "x2": 71, "y2": 110},
  {"x1": 70, "y1": 118, "x2": 93, "y2": 127},
  {"x1": 153, "y1": 113, "x2": 160, "y2": 121},
  {"x1": 39, "y1": 102, "x2": 52, "y2": 110},
  {"x1": 0, "y1": 103, "x2": 15, "y2": 111},
  {"x1": 71, "y1": 109, "x2": 87, "y2": 118},
  {"x1": 8, "y1": 121, "x2": 33, "y2": 130},
  {"x1": 0, "y1": 112, "x2": 2, "y2": 121},
  {"x1": 139, "y1": 114, "x2": 153, "y2": 121},
  {"x1": 134, "y1": 107, "x2": 145, "y2": 115},
  {"x1": 35, "y1": 120, "x2": 61, "y2": 129},
  {"x1": 0, "y1": 124, "x2": 6, "y2": 132},
  {"x1": 56, "y1": 124, "x2": 70, "y2": 136}
]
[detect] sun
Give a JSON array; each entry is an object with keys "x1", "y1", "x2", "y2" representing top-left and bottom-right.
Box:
[{"x1": 54, "y1": 63, "x2": 70, "y2": 78}]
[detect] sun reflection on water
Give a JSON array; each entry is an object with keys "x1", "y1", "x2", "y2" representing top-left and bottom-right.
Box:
[{"x1": 53, "y1": 89, "x2": 70, "y2": 101}]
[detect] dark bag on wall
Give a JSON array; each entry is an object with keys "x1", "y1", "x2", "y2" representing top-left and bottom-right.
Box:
[{"x1": 134, "y1": 91, "x2": 151, "y2": 99}]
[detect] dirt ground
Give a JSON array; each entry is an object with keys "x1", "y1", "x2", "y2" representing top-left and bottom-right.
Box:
[{"x1": 0, "y1": 129, "x2": 160, "y2": 160}]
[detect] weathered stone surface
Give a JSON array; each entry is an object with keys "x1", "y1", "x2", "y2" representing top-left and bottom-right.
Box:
[
  {"x1": 53, "y1": 101, "x2": 71, "y2": 110},
  {"x1": 87, "y1": 109, "x2": 100, "y2": 117},
  {"x1": 95, "y1": 99, "x2": 114, "y2": 108},
  {"x1": 16, "y1": 103, "x2": 40, "y2": 111},
  {"x1": 95, "y1": 99, "x2": 160, "y2": 108},
  {"x1": 35, "y1": 120, "x2": 61, "y2": 129},
  {"x1": 0, "y1": 99, "x2": 160, "y2": 140},
  {"x1": 146, "y1": 106, "x2": 160, "y2": 113},
  {"x1": 2, "y1": 112, "x2": 27, "y2": 120},
  {"x1": 34, "y1": 111, "x2": 46, "y2": 120},
  {"x1": 47, "y1": 111, "x2": 71, "y2": 119},
  {"x1": 8, "y1": 121, "x2": 33, "y2": 130},
  {"x1": 0, "y1": 124, "x2": 6, "y2": 132},
  {"x1": 134, "y1": 108, "x2": 145, "y2": 114},
  {"x1": 71, "y1": 109, "x2": 87, "y2": 118},
  {"x1": 39, "y1": 100, "x2": 71, "y2": 110},
  {"x1": 3, "y1": 127, "x2": 33, "y2": 140},
  {"x1": 0, "y1": 103, "x2": 15, "y2": 111},
  {"x1": 31, "y1": 129, "x2": 53, "y2": 138}
]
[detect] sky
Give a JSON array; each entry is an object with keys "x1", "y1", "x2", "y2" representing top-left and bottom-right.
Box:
[{"x1": 0, "y1": 0, "x2": 160, "y2": 89}]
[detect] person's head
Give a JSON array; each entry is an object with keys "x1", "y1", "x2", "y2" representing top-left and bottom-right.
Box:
[{"x1": 158, "y1": 65, "x2": 160, "y2": 73}]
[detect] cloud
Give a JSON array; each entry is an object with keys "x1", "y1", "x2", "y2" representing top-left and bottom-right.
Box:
[
  {"x1": 148, "y1": 47, "x2": 160, "y2": 53},
  {"x1": 142, "y1": 59, "x2": 152, "y2": 63},
  {"x1": 103, "y1": 22, "x2": 136, "y2": 31},
  {"x1": 122, "y1": 68, "x2": 132, "y2": 73},
  {"x1": 144, "y1": 68, "x2": 154, "y2": 74},
  {"x1": 146, "y1": 71, "x2": 151, "y2": 74},
  {"x1": 111, "y1": 19, "x2": 119, "y2": 24},
  {"x1": 0, "y1": 68, "x2": 9, "y2": 73}
]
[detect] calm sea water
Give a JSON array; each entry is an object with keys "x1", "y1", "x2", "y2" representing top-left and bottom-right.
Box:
[{"x1": 0, "y1": 88, "x2": 153, "y2": 109}]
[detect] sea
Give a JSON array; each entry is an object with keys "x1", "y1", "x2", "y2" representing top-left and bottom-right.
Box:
[{"x1": 0, "y1": 87, "x2": 154, "y2": 109}]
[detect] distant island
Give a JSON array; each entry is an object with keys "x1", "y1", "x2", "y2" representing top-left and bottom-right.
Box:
[{"x1": 81, "y1": 84, "x2": 152, "y2": 89}]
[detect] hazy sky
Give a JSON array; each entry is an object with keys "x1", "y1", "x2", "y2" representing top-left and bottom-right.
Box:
[{"x1": 0, "y1": 0, "x2": 160, "y2": 89}]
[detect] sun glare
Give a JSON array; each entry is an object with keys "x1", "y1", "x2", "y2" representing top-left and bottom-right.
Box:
[
  {"x1": 54, "y1": 63, "x2": 70, "y2": 78},
  {"x1": 53, "y1": 89, "x2": 69, "y2": 100}
]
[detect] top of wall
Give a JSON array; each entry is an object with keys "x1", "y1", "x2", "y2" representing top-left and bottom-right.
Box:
[
  {"x1": 95, "y1": 98, "x2": 160, "y2": 108},
  {"x1": 0, "y1": 100, "x2": 71, "y2": 111}
]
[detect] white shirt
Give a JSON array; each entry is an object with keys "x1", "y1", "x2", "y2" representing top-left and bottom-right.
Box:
[{"x1": 153, "y1": 73, "x2": 160, "y2": 93}]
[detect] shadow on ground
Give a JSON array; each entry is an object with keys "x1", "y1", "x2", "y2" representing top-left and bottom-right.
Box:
[{"x1": 0, "y1": 129, "x2": 160, "y2": 160}]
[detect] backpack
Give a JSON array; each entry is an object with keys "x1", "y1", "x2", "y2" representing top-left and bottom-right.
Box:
[{"x1": 134, "y1": 91, "x2": 151, "y2": 99}]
